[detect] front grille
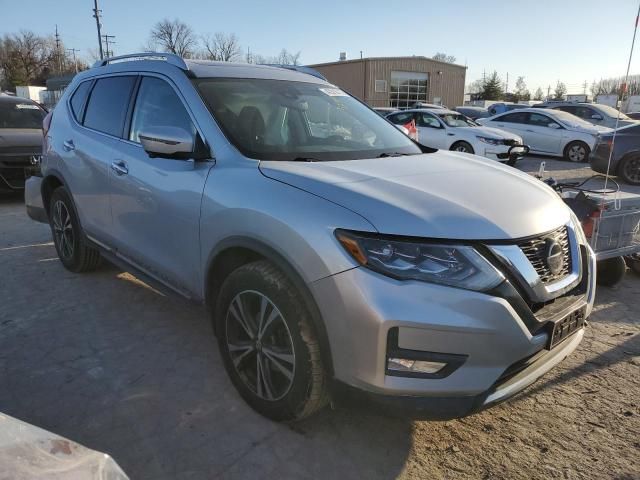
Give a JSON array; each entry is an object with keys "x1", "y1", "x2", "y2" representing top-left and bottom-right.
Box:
[{"x1": 517, "y1": 226, "x2": 572, "y2": 283}]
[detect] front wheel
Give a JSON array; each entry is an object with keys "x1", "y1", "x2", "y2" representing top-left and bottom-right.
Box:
[
  {"x1": 596, "y1": 257, "x2": 626, "y2": 287},
  {"x1": 215, "y1": 260, "x2": 328, "y2": 421},
  {"x1": 564, "y1": 141, "x2": 590, "y2": 163},
  {"x1": 450, "y1": 141, "x2": 474, "y2": 154}
]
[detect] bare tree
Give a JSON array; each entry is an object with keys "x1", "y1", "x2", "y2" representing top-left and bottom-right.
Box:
[
  {"x1": 554, "y1": 81, "x2": 567, "y2": 100},
  {"x1": 202, "y1": 33, "x2": 241, "y2": 62},
  {"x1": 0, "y1": 31, "x2": 55, "y2": 88},
  {"x1": 432, "y1": 52, "x2": 456, "y2": 63},
  {"x1": 148, "y1": 19, "x2": 197, "y2": 57},
  {"x1": 466, "y1": 78, "x2": 484, "y2": 94},
  {"x1": 514, "y1": 76, "x2": 530, "y2": 101},
  {"x1": 275, "y1": 48, "x2": 301, "y2": 65},
  {"x1": 533, "y1": 87, "x2": 544, "y2": 101}
]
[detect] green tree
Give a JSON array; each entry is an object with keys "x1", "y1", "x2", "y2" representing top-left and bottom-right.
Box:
[
  {"x1": 554, "y1": 81, "x2": 567, "y2": 100},
  {"x1": 480, "y1": 71, "x2": 503, "y2": 100},
  {"x1": 533, "y1": 87, "x2": 544, "y2": 101}
]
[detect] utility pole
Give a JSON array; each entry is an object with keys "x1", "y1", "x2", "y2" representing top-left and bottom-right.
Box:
[
  {"x1": 55, "y1": 25, "x2": 62, "y2": 72},
  {"x1": 547, "y1": 85, "x2": 551, "y2": 100},
  {"x1": 583, "y1": 80, "x2": 588, "y2": 95},
  {"x1": 66, "y1": 48, "x2": 80, "y2": 73},
  {"x1": 102, "y1": 35, "x2": 115, "y2": 58},
  {"x1": 93, "y1": 0, "x2": 104, "y2": 60},
  {"x1": 505, "y1": 72, "x2": 509, "y2": 94}
]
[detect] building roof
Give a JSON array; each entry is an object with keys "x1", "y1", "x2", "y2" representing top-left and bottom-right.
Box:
[{"x1": 308, "y1": 56, "x2": 467, "y2": 70}]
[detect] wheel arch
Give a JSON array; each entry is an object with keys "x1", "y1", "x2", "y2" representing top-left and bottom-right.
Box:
[
  {"x1": 41, "y1": 171, "x2": 66, "y2": 216},
  {"x1": 204, "y1": 236, "x2": 335, "y2": 377}
]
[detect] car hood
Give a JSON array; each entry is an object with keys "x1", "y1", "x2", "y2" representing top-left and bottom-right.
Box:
[
  {"x1": 259, "y1": 152, "x2": 570, "y2": 240},
  {"x1": 0, "y1": 129, "x2": 43, "y2": 155},
  {"x1": 459, "y1": 125, "x2": 521, "y2": 140}
]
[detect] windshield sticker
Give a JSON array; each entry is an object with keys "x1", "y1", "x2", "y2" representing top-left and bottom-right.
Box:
[
  {"x1": 16, "y1": 104, "x2": 40, "y2": 110},
  {"x1": 319, "y1": 88, "x2": 348, "y2": 97}
]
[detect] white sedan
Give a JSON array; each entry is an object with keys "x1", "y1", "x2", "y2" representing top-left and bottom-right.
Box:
[
  {"x1": 386, "y1": 108, "x2": 524, "y2": 163},
  {"x1": 477, "y1": 108, "x2": 612, "y2": 162}
]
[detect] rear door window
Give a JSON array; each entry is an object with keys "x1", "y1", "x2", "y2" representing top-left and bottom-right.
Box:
[
  {"x1": 496, "y1": 112, "x2": 529, "y2": 124},
  {"x1": 69, "y1": 81, "x2": 93, "y2": 122},
  {"x1": 83, "y1": 76, "x2": 136, "y2": 137}
]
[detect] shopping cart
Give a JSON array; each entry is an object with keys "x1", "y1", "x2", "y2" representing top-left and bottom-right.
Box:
[{"x1": 539, "y1": 169, "x2": 640, "y2": 286}]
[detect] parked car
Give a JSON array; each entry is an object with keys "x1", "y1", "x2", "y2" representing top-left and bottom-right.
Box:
[
  {"x1": 0, "y1": 96, "x2": 46, "y2": 193},
  {"x1": 591, "y1": 123, "x2": 640, "y2": 184},
  {"x1": 487, "y1": 102, "x2": 528, "y2": 116},
  {"x1": 386, "y1": 108, "x2": 524, "y2": 163},
  {"x1": 373, "y1": 107, "x2": 398, "y2": 117},
  {"x1": 26, "y1": 53, "x2": 596, "y2": 421},
  {"x1": 478, "y1": 108, "x2": 611, "y2": 162},
  {"x1": 455, "y1": 106, "x2": 490, "y2": 120},
  {"x1": 534, "y1": 101, "x2": 636, "y2": 129},
  {"x1": 411, "y1": 101, "x2": 446, "y2": 109},
  {"x1": 624, "y1": 111, "x2": 640, "y2": 120}
]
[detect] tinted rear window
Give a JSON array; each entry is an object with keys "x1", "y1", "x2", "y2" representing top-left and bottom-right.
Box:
[
  {"x1": 83, "y1": 76, "x2": 136, "y2": 137},
  {"x1": 70, "y1": 81, "x2": 93, "y2": 122},
  {"x1": 0, "y1": 101, "x2": 45, "y2": 129}
]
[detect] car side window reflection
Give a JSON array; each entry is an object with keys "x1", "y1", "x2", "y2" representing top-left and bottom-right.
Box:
[
  {"x1": 129, "y1": 77, "x2": 196, "y2": 143},
  {"x1": 416, "y1": 113, "x2": 441, "y2": 128}
]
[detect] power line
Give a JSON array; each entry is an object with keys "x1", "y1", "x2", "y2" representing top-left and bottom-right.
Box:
[{"x1": 93, "y1": 0, "x2": 104, "y2": 60}]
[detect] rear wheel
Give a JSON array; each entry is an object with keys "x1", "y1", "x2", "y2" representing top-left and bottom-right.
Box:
[
  {"x1": 564, "y1": 141, "x2": 590, "y2": 163},
  {"x1": 49, "y1": 187, "x2": 101, "y2": 273},
  {"x1": 450, "y1": 141, "x2": 474, "y2": 154},
  {"x1": 215, "y1": 260, "x2": 328, "y2": 421},
  {"x1": 618, "y1": 155, "x2": 640, "y2": 185}
]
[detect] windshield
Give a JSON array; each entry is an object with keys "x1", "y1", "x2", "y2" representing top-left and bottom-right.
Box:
[
  {"x1": 438, "y1": 113, "x2": 477, "y2": 127},
  {"x1": 194, "y1": 78, "x2": 421, "y2": 161},
  {"x1": 0, "y1": 101, "x2": 45, "y2": 129},
  {"x1": 550, "y1": 109, "x2": 595, "y2": 128},
  {"x1": 594, "y1": 103, "x2": 630, "y2": 120}
]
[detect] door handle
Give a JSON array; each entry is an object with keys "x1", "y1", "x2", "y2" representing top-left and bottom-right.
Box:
[
  {"x1": 111, "y1": 161, "x2": 128, "y2": 176},
  {"x1": 63, "y1": 140, "x2": 75, "y2": 151},
  {"x1": 525, "y1": 129, "x2": 534, "y2": 132}
]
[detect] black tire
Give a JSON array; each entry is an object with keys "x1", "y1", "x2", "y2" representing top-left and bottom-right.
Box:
[
  {"x1": 618, "y1": 155, "x2": 640, "y2": 185},
  {"x1": 596, "y1": 257, "x2": 627, "y2": 287},
  {"x1": 563, "y1": 141, "x2": 590, "y2": 163},
  {"x1": 625, "y1": 254, "x2": 640, "y2": 275},
  {"x1": 49, "y1": 186, "x2": 101, "y2": 273},
  {"x1": 215, "y1": 260, "x2": 328, "y2": 421},
  {"x1": 450, "y1": 141, "x2": 475, "y2": 154}
]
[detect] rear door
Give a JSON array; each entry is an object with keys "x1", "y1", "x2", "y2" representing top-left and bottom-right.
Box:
[
  {"x1": 59, "y1": 75, "x2": 136, "y2": 243},
  {"x1": 489, "y1": 111, "x2": 529, "y2": 139},
  {"x1": 109, "y1": 75, "x2": 213, "y2": 297}
]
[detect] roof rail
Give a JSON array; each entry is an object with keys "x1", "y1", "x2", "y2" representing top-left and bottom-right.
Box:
[
  {"x1": 260, "y1": 64, "x2": 327, "y2": 81},
  {"x1": 92, "y1": 52, "x2": 188, "y2": 70}
]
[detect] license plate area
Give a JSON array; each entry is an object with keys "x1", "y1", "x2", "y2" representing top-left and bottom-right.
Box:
[{"x1": 548, "y1": 307, "x2": 586, "y2": 349}]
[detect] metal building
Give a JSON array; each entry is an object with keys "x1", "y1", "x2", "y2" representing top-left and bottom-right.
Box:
[{"x1": 308, "y1": 56, "x2": 467, "y2": 109}]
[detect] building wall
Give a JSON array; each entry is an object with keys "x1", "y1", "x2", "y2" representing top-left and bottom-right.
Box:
[{"x1": 310, "y1": 57, "x2": 466, "y2": 108}]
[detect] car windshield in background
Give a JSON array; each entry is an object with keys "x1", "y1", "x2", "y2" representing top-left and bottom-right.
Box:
[
  {"x1": 0, "y1": 101, "x2": 45, "y2": 129},
  {"x1": 438, "y1": 113, "x2": 477, "y2": 127},
  {"x1": 550, "y1": 110, "x2": 595, "y2": 128},
  {"x1": 194, "y1": 78, "x2": 421, "y2": 161},
  {"x1": 595, "y1": 103, "x2": 630, "y2": 120}
]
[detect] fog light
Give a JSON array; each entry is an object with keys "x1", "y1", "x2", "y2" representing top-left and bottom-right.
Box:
[{"x1": 387, "y1": 357, "x2": 447, "y2": 374}]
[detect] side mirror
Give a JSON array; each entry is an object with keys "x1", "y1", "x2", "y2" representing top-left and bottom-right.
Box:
[
  {"x1": 591, "y1": 114, "x2": 603, "y2": 121},
  {"x1": 139, "y1": 126, "x2": 194, "y2": 158},
  {"x1": 548, "y1": 123, "x2": 561, "y2": 129}
]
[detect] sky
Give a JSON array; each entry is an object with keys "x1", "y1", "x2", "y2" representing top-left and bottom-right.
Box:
[{"x1": 1, "y1": 0, "x2": 639, "y2": 95}]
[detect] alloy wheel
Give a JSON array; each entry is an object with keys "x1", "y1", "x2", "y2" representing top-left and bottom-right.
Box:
[
  {"x1": 225, "y1": 290, "x2": 295, "y2": 401},
  {"x1": 623, "y1": 157, "x2": 640, "y2": 183},
  {"x1": 52, "y1": 200, "x2": 74, "y2": 260},
  {"x1": 568, "y1": 144, "x2": 586, "y2": 162},
  {"x1": 454, "y1": 144, "x2": 470, "y2": 152}
]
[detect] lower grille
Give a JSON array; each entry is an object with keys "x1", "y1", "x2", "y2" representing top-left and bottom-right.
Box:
[{"x1": 517, "y1": 226, "x2": 572, "y2": 283}]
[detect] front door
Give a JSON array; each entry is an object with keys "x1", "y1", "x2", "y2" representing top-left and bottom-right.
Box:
[
  {"x1": 415, "y1": 112, "x2": 448, "y2": 149},
  {"x1": 109, "y1": 75, "x2": 213, "y2": 297},
  {"x1": 524, "y1": 113, "x2": 563, "y2": 154}
]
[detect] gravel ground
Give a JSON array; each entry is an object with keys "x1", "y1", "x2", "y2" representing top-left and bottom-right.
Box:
[{"x1": 0, "y1": 157, "x2": 638, "y2": 479}]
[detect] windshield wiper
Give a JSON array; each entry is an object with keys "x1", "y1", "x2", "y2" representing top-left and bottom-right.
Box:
[
  {"x1": 289, "y1": 157, "x2": 322, "y2": 162},
  {"x1": 377, "y1": 152, "x2": 413, "y2": 158}
]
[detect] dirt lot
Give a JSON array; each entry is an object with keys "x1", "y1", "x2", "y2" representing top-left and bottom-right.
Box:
[{"x1": 0, "y1": 157, "x2": 638, "y2": 479}]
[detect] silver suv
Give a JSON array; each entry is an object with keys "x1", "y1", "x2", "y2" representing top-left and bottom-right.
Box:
[{"x1": 26, "y1": 53, "x2": 596, "y2": 421}]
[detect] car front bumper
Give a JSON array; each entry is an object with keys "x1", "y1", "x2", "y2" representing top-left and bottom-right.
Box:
[
  {"x1": 24, "y1": 175, "x2": 48, "y2": 223},
  {"x1": 311, "y1": 244, "x2": 596, "y2": 419}
]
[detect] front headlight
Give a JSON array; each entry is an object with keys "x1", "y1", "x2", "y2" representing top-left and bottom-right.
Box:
[
  {"x1": 476, "y1": 136, "x2": 502, "y2": 145},
  {"x1": 335, "y1": 230, "x2": 504, "y2": 291}
]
